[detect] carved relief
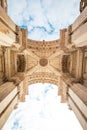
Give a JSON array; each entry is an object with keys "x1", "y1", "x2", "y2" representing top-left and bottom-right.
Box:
[
  {"x1": 39, "y1": 58, "x2": 48, "y2": 67},
  {"x1": 80, "y1": 0, "x2": 87, "y2": 12},
  {"x1": 28, "y1": 72, "x2": 58, "y2": 86},
  {"x1": 27, "y1": 39, "x2": 60, "y2": 58},
  {"x1": 61, "y1": 55, "x2": 69, "y2": 73},
  {"x1": 17, "y1": 55, "x2": 26, "y2": 72},
  {"x1": 0, "y1": 0, "x2": 7, "y2": 12}
]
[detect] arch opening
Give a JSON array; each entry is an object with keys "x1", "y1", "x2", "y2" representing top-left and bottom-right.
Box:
[
  {"x1": 28, "y1": 83, "x2": 58, "y2": 97},
  {"x1": 2, "y1": 83, "x2": 82, "y2": 130}
]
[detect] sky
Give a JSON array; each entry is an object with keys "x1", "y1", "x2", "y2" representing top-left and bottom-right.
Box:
[
  {"x1": 8, "y1": 0, "x2": 80, "y2": 41},
  {"x1": 2, "y1": 83, "x2": 82, "y2": 130}
]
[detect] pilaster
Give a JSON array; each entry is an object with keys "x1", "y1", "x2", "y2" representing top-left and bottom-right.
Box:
[
  {"x1": 58, "y1": 76, "x2": 62, "y2": 96},
  {"x1": 5, "y1": 47, "x2": 11, "y2": 79},
  {"x1": 76, "y1": 48, "x2": 83, "y2": 80}
]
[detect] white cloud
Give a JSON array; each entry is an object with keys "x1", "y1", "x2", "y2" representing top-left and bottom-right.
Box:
[
  {"x1": 8, "y1": 0, "x2": 80, "y2": 41},
  {"x1": 2, "y1": 83, "x2": 82, "y2": 130}
]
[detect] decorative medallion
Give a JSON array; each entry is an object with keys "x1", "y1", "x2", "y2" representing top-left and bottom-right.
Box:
[{"x1": 39, "y1": 58, "x2": 48, "y2": 67}]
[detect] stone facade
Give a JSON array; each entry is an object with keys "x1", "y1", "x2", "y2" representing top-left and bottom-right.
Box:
[{"x1": 0, "y1": 1, "x2": 87, "y2": 130}]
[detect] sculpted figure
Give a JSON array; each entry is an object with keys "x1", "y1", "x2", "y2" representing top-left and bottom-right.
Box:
[
  {"x1": 0, "y1": 0, "x2": 7, "y2": 12},
  {"x1": 80, "y1": 0, "x2": 87, "y2": 12}
]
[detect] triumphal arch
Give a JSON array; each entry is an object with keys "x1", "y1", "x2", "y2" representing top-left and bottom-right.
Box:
[{"x1": 0, "y1": 0, "x2": 87, "y2": 129}]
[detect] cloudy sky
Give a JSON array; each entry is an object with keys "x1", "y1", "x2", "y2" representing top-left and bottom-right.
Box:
[
  {"x1": 3, "y1": 83, "x2": 82, "y2": 130},
  {"x1": 8, "y1": 0, "x2": 80, "y2": 40}
]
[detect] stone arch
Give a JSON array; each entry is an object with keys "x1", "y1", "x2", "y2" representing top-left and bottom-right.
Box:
[
  {"x1": 27, "y1": 72, "x2": 59, "y2": 94},
  {"x1": 28, "y1": 79, "x2": 58, "y2": 86}
]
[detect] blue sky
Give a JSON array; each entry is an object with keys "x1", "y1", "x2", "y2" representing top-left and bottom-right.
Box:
[
  {"x1": 2, "y1": 83, "x2": 82, "y2": 130},
  {"x1": 8, "y1": 0, "x2": 80, "y2": 41}
]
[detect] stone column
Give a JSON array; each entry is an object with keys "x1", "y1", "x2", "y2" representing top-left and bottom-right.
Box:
[
  {"x1": 14, "y1": 52, "x2": 18, "y2": 74},
  {"x1": 70, "y1": 51, "x2": 77, "y2": 77},
  {"x1": 61, "y1": 81, "x2": 68, "y2": 103},
  {"x1": 17, "y1": 81, "x2": 24, "y2": 102},
  {"x1": 0, "y1": 47, "x2": 4, "y2": 83},
  {"x1": 76, "y1": 48, "x2": 83, "y2": 81},
  {"x1": 58, "y1": 76, "x2": 63, "y2": 96},
  {"x1": 5, "y1": 48, "x2": 11, "y2": 79},
  {"x1": 69, "y1": 55, "x2": 73, "y2": 74},
  {"x1": 17, "y1": 75, "x2": 28, "y2": 102},
  {"x1": 23, "y1": 76, "x2": 28, "y2": 96},
  {"x1": 82, "y1": 48, "x2": 86, "y2": 78}
]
